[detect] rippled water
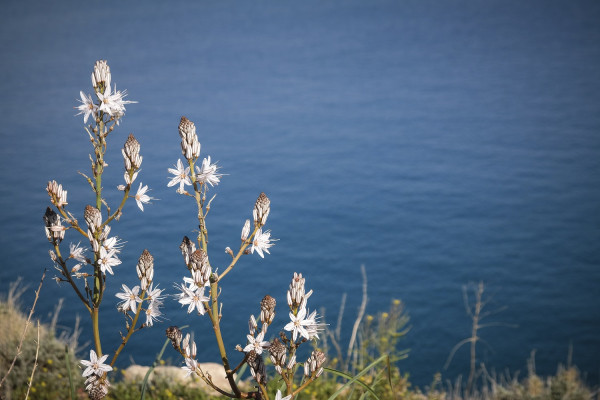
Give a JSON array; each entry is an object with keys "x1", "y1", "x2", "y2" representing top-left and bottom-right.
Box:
[{"x1": 1, "y1": 0, "x2": 599, "y2": 387}]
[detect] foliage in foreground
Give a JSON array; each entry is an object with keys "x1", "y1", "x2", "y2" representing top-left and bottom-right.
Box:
[{"x1": 1, "y1": 294, "x2": 596, "y2": 400}]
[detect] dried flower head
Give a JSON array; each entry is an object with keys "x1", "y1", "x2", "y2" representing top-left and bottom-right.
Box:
[
  {"x1": 166, "y1": 326, "x2": 183, "y2": 350},
  {"x1": 43, "y1": 207, "x2": 64, "y2": 242},
  {"x1": 136, "y1": 249, "x2": 154, "y2": 290},
  {"x1": 179, "y1": 236, "x2": 196, "y2": 267},
  {"x1": 247, "y1": 350, "x2": 267, "y2": 385},
  {"x1": 253, "y1": 192, "x2": 270, "y2": 226}
]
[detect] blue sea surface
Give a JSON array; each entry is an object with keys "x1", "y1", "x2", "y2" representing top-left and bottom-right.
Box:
[{"x1": 1, "y1": 0, "x2": 599, "y2": 388}]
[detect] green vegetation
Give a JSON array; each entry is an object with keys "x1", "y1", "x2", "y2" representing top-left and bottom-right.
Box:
[{"x1": 1, "y1": 292, "x2": 596, "y2": 400}]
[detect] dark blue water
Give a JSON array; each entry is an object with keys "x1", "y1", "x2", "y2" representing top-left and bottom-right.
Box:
[{"x1": 1, "y1": 0, "x2": 599, "y2": 388}]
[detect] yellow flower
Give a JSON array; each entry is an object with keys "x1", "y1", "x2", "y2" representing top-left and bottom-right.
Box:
[
  {"x1": 46, "y1": 359, "x2": 53, "y2": 365},
  {"x1": 382, "y1": 312, "x2": 389, "y2": 319},
  {"x1": 393, "y1": 299, "x2": 400, "y2": 305},
  {"x1": 366, "y1": 315, "x2": 374, "y2": 322}
]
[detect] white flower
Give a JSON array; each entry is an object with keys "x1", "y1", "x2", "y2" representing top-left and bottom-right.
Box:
[
  {"x1": 182, "y1": 357, "x2": 198, "y2": 377},
  {"x1": 145, "y1": 284, "x2": 165, "y2": 307},
  {"x1": 98, "y1": 247, "x2": 121, "y2": 275},
  {"x1": 177, "y1": 284, "x2": 210, "y2": 315},
  {"x1": 251, "y1": 229, "x2": 276, "y2": 258},
  {"x1": 144, "y1": 301, "x2": 162, "y2": 326},
  {"x1": 69, "y1": 242, "x2": 88, "y2": 263},
  {"x1": 284, "y1": 306, "x2": 311, "y2": 341},
  {"x1": 243, "y1": 331, "x2": 270, "y2": 355},
  {"x1": 195, "y1": 156, "x2": 222, "y2": 187},
  {"x1": 80, "y1": 349, "x2": 112, "y2": 377},
  {"x1": 96, "y1": 84, "x2": 136, "y2": 118},
  {"x1": 304, "y1": 309, "x2": 327, "y2": 340},
  {"x1": 167, "y1": 159, "x2": 192, "y2": 192},
  {"x1": 75, "y1": 91, "x2": 97, "y2": 123},
  {"x1": 115, "y1": 284, "x2": 140, "y2": 313},
  {"x1": 103, "y1": 235, "x2": 125, "y2": 254},
  {"x1": 275, "y1": 390, "x2": 292, "y2": 400},
  {"x1": 133, "y1": 182, "x2": 155, "y2": 211}
]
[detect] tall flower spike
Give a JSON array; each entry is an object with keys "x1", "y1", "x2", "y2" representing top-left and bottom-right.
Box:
[
  {"x1": 260, "y1": 295, "x2": 276, "y2": 325},
  {"x1": 178, "y1": 116, "x2": 200, "y2": 160},
  {"x1": 92, "y1": 60, "x2": 111, "y2": 93},
  {"x1": 84, "y1": 205, "x2": 102, "y2": 232},
  {"x1": 136, "y1": 249, "x2": 154, "y2": 291},
  {"x1": 47, "y1": 180, "x2": 68, "y2": 207},
  {"x1": 122, "y1": 134, "x2": 142, "y2": 171},
  {"x1": 253, "y1": 192, "x2": 270, "y2": 227},
  {"x1": 179, "y1": 236, "x2": 196, "y2": 267}
]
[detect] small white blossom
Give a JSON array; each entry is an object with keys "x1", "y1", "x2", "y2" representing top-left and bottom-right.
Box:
[
  {"x1": 69, "y1": 242, "x2": 88, "y2": 263},
  {"x1": 115, "y1": 284, "x2": 140, "y2": 313},
  {"x1": 98, "y1": 247, "x2": 121, "y2": 275},
  {"x1": 96, "y1": 84, "x2": 136, "y2": 118},
  {"x1": 80, "y1": 349, "x2": 112, "y2": 377},
  {"x1": 124, "y1": 170, "x2": 140, "y2": 185},
  {"x1": 145, "y1": 284, "x2": 165, "y2": 307},
  {"x1": 243, "y1": 331, "x2": 270, "y2": 355},
  {"x1": 195, "y1": 156, "x2": 222, "y2": 187},
  {"x1": 284, "y1": 307, "x2": 311, "y2": 341},
  {"x1": 144, "y1": 301, "x2": 162, "y2": 326},
  {"x1": 241, "y1": 219, "x2": 251, "y2": 241},
  {"x1": 177, "y1": 284, "x2": 210, "y2": 315},
  {"x1": 133, "y1": 182, "x2": 155, "y2": 211},
  {"x1": 251, "y1": 229, "x2": 276, "y2": 258},
  {"x1": 168, "y1": 159, "x2": 192, "y2": 192},
  {"x1": 75, "y1": 91, "x2": 97, "y2": 123}
]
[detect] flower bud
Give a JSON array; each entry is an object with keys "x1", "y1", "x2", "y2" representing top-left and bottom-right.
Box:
[
  {"x1": 269, "y1": 338, "x2": 286, "y2": 367},
  {"x1": 178, "y1": 116, "x2": 200, "y2": 160},
  {"x1": 189, "y1": 249, "x2": 210, "y2": 286},
  {"x1": 241, "y1": 219, "x2": 251, "y2": 241},
  {"x1": 247, "y1": 350, "x2": 267, "y2": 385},
  {"x1": 136, "y1": 249, "x2": 154, "y2": 290},
  {"x1": 122, "y1": 134, "x2": 142, "y2": 171},
  {"x1": 253, "y1": 192, "x2": 270, "y2": 226},
  {"x1": 46, "y1": 180, "x2": 68, "y2": 207},
  {"x1": 260, "y1": 295, "x2": 276, "y2": 325},
  {"x1": 84, "y1": 205, "x2": 102, "y2": 232},
  {"x1": 92, "y1": 60, "x2": 111, "y2": 93},
  {"x1": 305, "y1": 350, "x2": 326, "y2": 377}
]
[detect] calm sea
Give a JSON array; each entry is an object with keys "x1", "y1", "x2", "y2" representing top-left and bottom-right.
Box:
[{"x1": 1, "y1": 0, "x2": 599, "y2": 388}]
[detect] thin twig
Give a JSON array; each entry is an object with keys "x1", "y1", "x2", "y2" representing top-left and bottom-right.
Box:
[
  {"x1": 345, "y1": 265, "x2": 368, "y2": 371},
  {"x1": 24, "y1": 321, "x2": 41, "y2": 400},
  {"x1": 0, "y1": 269, "x2": 46, "y2": 389}
]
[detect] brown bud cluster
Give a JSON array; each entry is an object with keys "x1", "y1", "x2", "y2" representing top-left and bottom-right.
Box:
[
  {"x1": 178, "y1": 116, "x2": 200, "y2": 160},
  {"x1": 189, "y1": 249, "x2": 211, "y2": 287},
  {"x1": 122, "y1": 134, "x2": 142, "y2": 170},
  {"x1": 305, "y1": 350, "x2": 326, "y2": 377},
  {"x1": 260, "y1": 295, "x2": 276, "y2": 325},
  {"x1": 136, "y1": 249, "x2": 154, "y2": 290},
  {"x1": 166, "y1": 326, "x2": 183, "y2": 350},
  {"x1": 253, "y1": 192, "x2": 270, "y2": 226},
  {"x1": 46, "y1": 180, "x2": 68, "y2": 207},
  {"x1": 179, "y1": 236, "x2": 196, "y2": 267},
  {"x1": 43, "y1": 207, "x2": 64, "y2": 242}
]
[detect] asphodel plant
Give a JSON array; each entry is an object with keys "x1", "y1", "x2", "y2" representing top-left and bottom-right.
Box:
[{"x1": 44, "y1": 60, "x2": 327, "y2": 400}]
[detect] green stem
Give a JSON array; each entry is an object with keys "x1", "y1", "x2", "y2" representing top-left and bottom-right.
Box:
[
  {"x1": 209, "y1": 280, "x2": 241, "y2": 397},
  {"x1": 110, "y1": 289, "x2": 146, "y2": 366},
  {"x1": 218, "y1": 226, "x2": 258, "y2": 281},
  {"x1": 92, "y1": 307, "x2": 102, "y2": 356}
]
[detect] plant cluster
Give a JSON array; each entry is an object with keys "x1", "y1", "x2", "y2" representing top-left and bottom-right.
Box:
[{"x1": 42, "y1": 60, "x2": 328, "y2": 400}]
